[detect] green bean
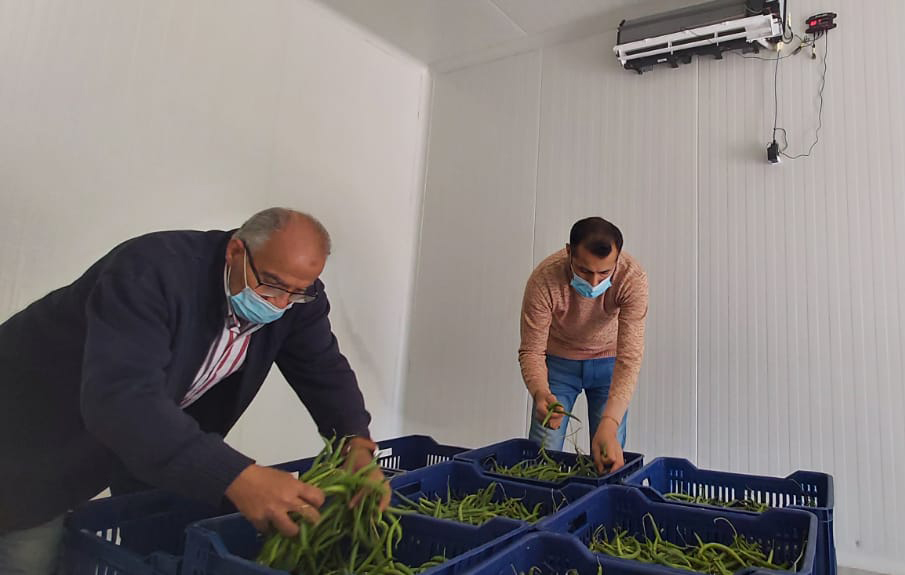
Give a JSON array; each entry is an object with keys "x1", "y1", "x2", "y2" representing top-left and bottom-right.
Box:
[
  {"x1": 586, "y1": 516, "x2": 797, "y2": 575},
  {"x1": 489, "y1": 445, "x2": 609, "y2": 482},
  {"x1": 542, "y1": 402, "x2": 580, "y2": 428},
  {"x1": 255, "y1": 436, "x2": 449, "y2": 575},
  {"x1": 397, "y1": 481, "x2": 561, "y2": 526},
  {"x1": 664, "y1": 491, "x2": 816, "y2": 513}
]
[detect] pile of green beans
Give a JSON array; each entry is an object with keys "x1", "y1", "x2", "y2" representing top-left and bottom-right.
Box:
[
  {"x1": 256, "y1": 437, "x2": 445, "y2": 575},
  {"x1": 665, "y1": 492, "x2": 818, "y2": 513},
  {"x1": 587, "y1": 515, "x2": 803, "y2": 574},
  {"x1": 489, "y1": 403, "x2": 609, "y2": 482},
  {"x1": 398, "y1": 482, "x2": 555, "y2": 526},
  {"x1": 489, "y1": 447, "x2": 602, "y2": 482},
  {"x1": 665, "y1": 493, "x2": 771, "y2": 513}
]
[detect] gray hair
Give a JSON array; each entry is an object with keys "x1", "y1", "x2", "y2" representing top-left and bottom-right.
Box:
[{"x1": 235, "y1": 207, "x2": 332, "y2": 254}]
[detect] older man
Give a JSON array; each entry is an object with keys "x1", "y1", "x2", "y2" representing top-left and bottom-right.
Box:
[{"x1": 0, "y1": 208, "x2": 384, "y2": 574}]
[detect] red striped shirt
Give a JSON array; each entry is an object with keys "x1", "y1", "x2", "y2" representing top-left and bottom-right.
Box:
[{"x1": 180, "y1": 267, "x2": 263, "y2": 409}]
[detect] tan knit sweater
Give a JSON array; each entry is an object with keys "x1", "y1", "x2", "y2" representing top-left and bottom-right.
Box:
[{"x1": 518, "y1": 249, "x2": 649, "y2": 404}]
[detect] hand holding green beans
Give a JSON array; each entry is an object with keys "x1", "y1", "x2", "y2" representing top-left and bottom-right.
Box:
[
  {"x1": 255, "y1": 436, "x2": 446, "y2": 575},
  {"x1": 344, "y1": 436, "x2": 391, "y2": 511},
  {"x1": 225, "y1": 464, "x2": 326, "y2": 537},
  {"x1": 534, "y1": 391, "x2": 573, "y2": 430},
  {"x1": 591, "y1": 418, "x2": 624, "y2": 473}
]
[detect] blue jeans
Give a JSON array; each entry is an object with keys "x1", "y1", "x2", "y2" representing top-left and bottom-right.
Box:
[
  {"x1": 0, "y1": 515, "x2": 63, "y2": 575},
  {"x1": 528, "y1": 355, "x2": 628, "y2": 451}
]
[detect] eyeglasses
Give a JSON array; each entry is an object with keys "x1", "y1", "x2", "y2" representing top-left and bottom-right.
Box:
[{"x1": 242, "y1": 240, "x2": 318, "y2": 304}]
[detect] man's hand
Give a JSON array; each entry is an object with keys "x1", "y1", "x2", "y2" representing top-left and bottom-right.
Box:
[
  {"x1": 533, "y1": 389, "x2": 564, "y2": 430},
  {"x1": 591, "y1": 417, "x2": 625, "y2": 474},
  {"x1": 345, "y1": 437, "x2": 391, "y2": 511},
  {"x1": 225, "y1": 464, "x2": 325, "y2": 536}
]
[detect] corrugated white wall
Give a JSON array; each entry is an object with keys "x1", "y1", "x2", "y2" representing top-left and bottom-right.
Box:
[
  {"x1": 406, "y1": 0, "x2": 905, "y2": 570},
  {"x1": 697, "y1": 2, "x2": 905, "y2": 571},
  {"x1": 403, "y1": 51, "x2": 541, "y2": 447},
  {"x1": 0, "y1": 0, "x2": 429, "y2": 465},
  {"x1": 532, "y1": 30, "x2": 699, "y2": 459}
]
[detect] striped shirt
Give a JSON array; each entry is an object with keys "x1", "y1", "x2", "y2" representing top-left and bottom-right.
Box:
[{"x1": 180, "y1": 267, "x2": 264, "y2": 408}]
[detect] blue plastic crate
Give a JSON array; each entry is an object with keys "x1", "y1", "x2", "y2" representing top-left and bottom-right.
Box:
[
  {"x1": 375, "y1": 435, "x2": 469, "y2": 473},
  {"x1": 270, "y1": 455, "x2": 316, "y2": 475},
  {"x1": 389, "y1": 460, "x2": 594, "y2": 529},
  {"x1": 469, "y1": 531, "x2": 653, "y2": 575},
  {"x1": 59, "y1": 458, "x2": 318, "y2": 575},
  {"x1": 181, "y1": 510, "x2": 527, "y2": 575},
  {"x1": 454, "y1": 438, "x2": 644, "y2": 488},
  {"x1": 277, "y1": 449, "x2": 409, "y2": 479},
  {"x1": 60, "y1": 489, "x2": 223, "y2": 575},
  {"x1": 537, "y1": 485, "x2": 817, "y2": 575},
  {"x1": 624, "y1": 458, "x2": 835, "y2": 575}
]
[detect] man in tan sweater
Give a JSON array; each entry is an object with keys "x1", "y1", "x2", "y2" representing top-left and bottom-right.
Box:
[{"x1": 519, "y1": 217, "x2": 648, "y2": 472}]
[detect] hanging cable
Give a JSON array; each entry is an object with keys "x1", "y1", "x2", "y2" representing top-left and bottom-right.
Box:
[{"x1": 777, "y1": 32, "x2": 829, "y2": 160}]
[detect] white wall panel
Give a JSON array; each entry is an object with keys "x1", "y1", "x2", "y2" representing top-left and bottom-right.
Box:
[
  {"x1": 533, "y1": 31, "x2": 698, "y2": 458},
  {"x1": 256, "y1": 0, "x2": 431, "y2": 460},
  {"x1": 698, "y1": 1, "x2": 905, "y2": 569},
  {"x1": 411, "y1": 0, "x2": 905, "y2": 570},
  {"x1": 402, "y1": 51, "x2": 541, "y2": 447},
  {"x1": 0, "y1": 0, "x2": 428, "y2": 466}
]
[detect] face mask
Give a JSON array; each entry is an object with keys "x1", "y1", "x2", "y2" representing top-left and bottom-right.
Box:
[
  {"x1": 228, "y1": 252, "x2": 288, "y2": 324},
  {"x1": 570, "y1": 263, "x2": 612, "y2": 299}
]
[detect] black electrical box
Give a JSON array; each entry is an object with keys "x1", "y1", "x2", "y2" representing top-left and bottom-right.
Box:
[{"x1": 806, "y1": 12, "x2": 837, "y2": 35}]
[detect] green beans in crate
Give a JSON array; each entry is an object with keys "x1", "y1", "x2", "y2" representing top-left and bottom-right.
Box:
[
  {"x1": 390, "y1": 461, "x2": 594, "y2": 528},
  {"x1": 467, "y1": 532, "x2": 641, "y2": 575},
  {"x1": 181, "y1": 511, "x2": 528, "y2": 575},
  {"x1": 624, "y1": 458, "x2": 834, "y2": 575},
  {"x1": 454, "y1": 438, "x2": 644, "y2": 489},
  {"x1": 536, "y1": 485, "x2": 817, "y2": 575}
]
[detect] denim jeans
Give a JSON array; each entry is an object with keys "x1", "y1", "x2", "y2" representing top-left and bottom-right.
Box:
[
  {"x1": 0, "y1": 515, "x2": 63, "y2": 575},
  {"x1": 528, "y1": 355, "x2": 627, "y2": 451}
]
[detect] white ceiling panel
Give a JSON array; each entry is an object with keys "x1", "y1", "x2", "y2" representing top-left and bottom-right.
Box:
[
  {"x1": 318, "y1": 0, "x2": 526, "y2": 64},
  {"x1": 313, "y1": 0, "x2": 709, "y2": 66},
  {"x1": 489, "y1": 0, "x2": 628, "y2": 34}
]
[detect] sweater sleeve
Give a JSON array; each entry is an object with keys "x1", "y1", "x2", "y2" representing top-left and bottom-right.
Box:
[
  {"x1": 518, "y1": 275, "x2": 553, "y2": 397},
  {"x1": 80, "y1": 269, "x2": 253, "y2": 506},
  {"x1": 607, "y1": 268, "x2": 649, "y2": 405},
  {"x1": 276, "y1": 288, "x2": 371, "y2": 440}
]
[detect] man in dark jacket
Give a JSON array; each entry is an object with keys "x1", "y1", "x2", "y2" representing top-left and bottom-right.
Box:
[{"x1": 0, "y1": 207, "x2": 386, "y2": 574}]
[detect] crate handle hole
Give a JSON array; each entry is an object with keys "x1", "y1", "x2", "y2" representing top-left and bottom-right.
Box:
[{"x1": 568, "y1": 513, "x2": 588, "y2": 534}]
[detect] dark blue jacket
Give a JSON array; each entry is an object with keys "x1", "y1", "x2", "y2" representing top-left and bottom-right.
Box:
[{"x1": 0, "y1": 229, "x2": 371, "y2": 533}]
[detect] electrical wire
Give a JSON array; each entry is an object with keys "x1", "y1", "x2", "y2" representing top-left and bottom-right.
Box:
[
  {"x1": 780, "y1": 32, "x2": 829, "y2": 159},
  {"x1": 729, "y1": 50, "x2": 797, "y2": 61},
  {"x1": 772, "y1": 46, "x2": 781, "y2": 138}
]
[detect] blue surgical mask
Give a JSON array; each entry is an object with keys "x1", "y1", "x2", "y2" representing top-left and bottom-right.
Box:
[
  {"x1": 228, "y1": 252, "x2": 289, "y2": 324},
  {"x1": 570, "y1": 263, "x2": 612, "y2": 299}
]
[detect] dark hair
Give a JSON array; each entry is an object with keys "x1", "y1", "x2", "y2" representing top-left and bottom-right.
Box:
[{"x1": 569, "y1": 217, "x2": 623, "y2": 258}]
